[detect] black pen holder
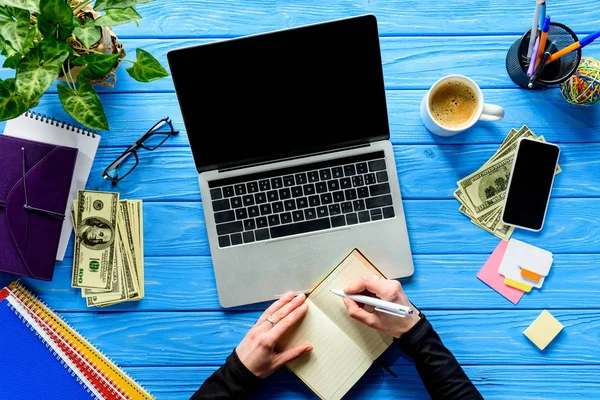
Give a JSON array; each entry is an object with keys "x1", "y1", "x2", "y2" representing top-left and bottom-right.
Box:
[{"x1": 506, "y1": 22, "x2": 581, "y2": 89}]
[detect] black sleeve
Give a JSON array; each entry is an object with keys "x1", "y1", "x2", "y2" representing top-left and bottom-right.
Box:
[
  {"x1": 395, "y1": 317, "x2": 483, "y2": 400},
  {"x1": 190, "y1": 350, "x2": 262, "y2": 400}
]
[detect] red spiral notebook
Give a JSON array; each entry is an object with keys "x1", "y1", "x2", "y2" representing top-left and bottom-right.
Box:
[{"x1": 0, "y1": 282, "x2": 154, "y2": 399}]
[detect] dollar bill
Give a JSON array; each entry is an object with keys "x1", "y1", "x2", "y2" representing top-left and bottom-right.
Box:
[
  {"x1": 83, "y1": 224, "x2": 126, "y2": 299},
  {"x1": 489, "y1": 126, "x2": 537, "y2": 164},
  {"x1": 458, "y1": 152, "x2": 514, "y2": 217},
  {"x1": 131, "y1": 200, "x2": 144, "y2": 300},
  {"x1": 118, "y1": 202, "x2": 140, "y2": 298},
  {"x1": 454, "y1": 126, "x2": 562, "y2": 240},
  {"x1": 73, "y1": 194, "x2": 145, "y2": 306},
  {"x1": 72, "y1": 190, "x2": 119, "y2": 290}
]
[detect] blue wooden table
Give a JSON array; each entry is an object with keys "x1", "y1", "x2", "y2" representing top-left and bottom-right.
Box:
[{"x1": 2, "y1": 1, "x2": 600, "y2": 398}]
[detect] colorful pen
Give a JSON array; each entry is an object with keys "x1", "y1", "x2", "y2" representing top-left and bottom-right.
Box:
[
  {"x1": 527, "y1": 0, "x2": 544, "y2": 61},
  {"x1": 538, "y1": 1, "x2": 546, "y2": 30},
  {"x1": 528, "y1": 36, "x2": 540, "y2": 77},
  {"x1": 547, "y1": 31, "x2": 600, "y2": 64},
  {"x1": 330, "y1": 289, "x2": 413, "y2": 317},
  {"x1": 535, "y1": 16, "x2": 551, "y2": 69},
  {"x1": 529, "y1": 41, "x2": 557, "y2": 88}
]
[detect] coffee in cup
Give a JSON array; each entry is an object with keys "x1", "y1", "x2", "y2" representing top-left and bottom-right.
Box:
[
  {"x1": 420, "y1": 75, "x2": 505, "y2": 137},
  {"x1": 429, "y1": 79, "x2": 478, "y2": 129}
]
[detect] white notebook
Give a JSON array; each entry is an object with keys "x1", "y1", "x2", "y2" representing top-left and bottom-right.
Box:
[{"x1": 4, "y1": 111, "x2": 101, "y2": 261}]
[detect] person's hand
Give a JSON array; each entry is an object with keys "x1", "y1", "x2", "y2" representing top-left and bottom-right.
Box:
[
  {"x1": 236, "y1": 292, "x2": 313, "y2": 378},
  {"x1": 343, "y1": 276, "x2": 420, "y2": 338}
]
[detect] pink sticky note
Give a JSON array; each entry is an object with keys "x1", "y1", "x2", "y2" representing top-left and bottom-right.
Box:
[{"x1": 477, "y1": 240, "x2": 525, "y2": 304}]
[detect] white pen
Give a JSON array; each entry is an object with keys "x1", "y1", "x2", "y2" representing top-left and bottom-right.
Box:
[
  {"x1": 527, "y1": 0, "x2": 544, "y2": 61},
  {"x1": 330, "y1": 289, "x2": 413, "y2": 318}
]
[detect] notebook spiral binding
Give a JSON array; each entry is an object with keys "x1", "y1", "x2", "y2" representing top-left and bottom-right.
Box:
[
  {"x1": 9, "y1": 281, "x2": 153, "y2": 400},
  {"x1": 6, "y1": 300, "x2": 98, "y2": 399},
  {"x1": 23, "y1": 110, "x2": 98, "y2": 138}
]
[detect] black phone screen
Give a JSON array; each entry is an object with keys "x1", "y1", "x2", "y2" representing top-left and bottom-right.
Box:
[{"x1": 502, "y1": 139, "x2": 560, "y2": 230}]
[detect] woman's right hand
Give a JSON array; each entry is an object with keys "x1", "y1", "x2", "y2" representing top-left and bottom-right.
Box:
[{"x1": 343, "y1": 276, "x2": 420, "y2": 338}]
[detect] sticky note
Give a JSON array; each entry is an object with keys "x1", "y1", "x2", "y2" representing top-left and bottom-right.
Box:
[
  {"x1": 477, "y1": 240, "x2": 525, "y2": 304},
  {"x1": 498, "y1": 239, "x2": 547, "y2": 289},
  {"x1": 504, "y1": 277, "x2": 532, "y2": 292},
  {"x1": 520, "y1": 268, "x2": 542, "y2": 282},
  {"x1": 524, "y1": 310, "x2": 564, "y2": 350}
]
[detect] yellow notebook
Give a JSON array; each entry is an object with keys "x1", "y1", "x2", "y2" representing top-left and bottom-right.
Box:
[{"x1": 278, "y1": 249, "x2": 393, "y2": 400}]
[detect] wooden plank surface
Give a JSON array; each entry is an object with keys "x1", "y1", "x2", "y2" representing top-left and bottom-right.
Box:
[
  {"x1": 2, "y1": 0, "x2": 600, "y2": 398},
  {"x1": 3, "y1": 310, "x2": 593, "y2": 367},
  {"x1": 2, "y1": 89, "x2": 598, "y2": 148},
  {"x1": 72, "y1": 143, "x2": 600, "y2": 202},
  {"x1": 109, "y1": 1, "x2": 600, "y2": 37},
  {"x1": 129, "y1": 365, "x2": 600, "y2": 400},
  {"x1": 3, "y1": 37, "x2": 600, "y2": 91},
  {"x1": 44, "y1": 198, "x2": 600, "y2": 258},
  {"x1": 3, "y1": 253, "x2": 598, "y2": 312}
]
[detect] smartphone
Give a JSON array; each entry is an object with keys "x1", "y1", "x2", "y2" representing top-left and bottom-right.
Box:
[{"x1": 501, "y1": 138, "x2": 560, "y2": 231}]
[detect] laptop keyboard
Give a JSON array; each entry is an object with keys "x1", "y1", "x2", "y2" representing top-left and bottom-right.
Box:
[{"x1": 208, "y1": 151, "x2": 395, "y2": 248}]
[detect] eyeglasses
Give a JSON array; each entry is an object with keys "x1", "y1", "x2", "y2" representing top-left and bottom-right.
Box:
[{"x1": 102, "y1": 117, "x2": 179, "y2": 186}]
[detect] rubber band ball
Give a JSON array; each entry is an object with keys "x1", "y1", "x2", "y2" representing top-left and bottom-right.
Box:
[{"x1": 560, "y1": 57, "x2": 600, "y2": 106}]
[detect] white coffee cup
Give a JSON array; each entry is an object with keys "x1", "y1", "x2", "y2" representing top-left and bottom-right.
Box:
[{"x1": 420, "y1": 75, "x2": 504, "y2": 137}]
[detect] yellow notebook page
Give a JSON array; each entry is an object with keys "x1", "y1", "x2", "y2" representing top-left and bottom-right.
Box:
[
  {"x1": 278, "y1": 249, "x2": 393, "y2": 400},
  {"x1": 279, "y1": 302, "x2": 373, "y2": 400},
  {"x1": 9, "y1": 282, "x2": 153, "y2": 400},
  {"x1": 310, "y1": 249, "x2": 393, "y2": 360}
]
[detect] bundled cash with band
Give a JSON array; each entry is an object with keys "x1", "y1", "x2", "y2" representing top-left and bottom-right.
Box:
[
  {"x1": 454, "y1": 126, "x2": 561, "y2": 240},
  {"x1": 71, "y1": 190, "x2": 145, "y2": 307}
]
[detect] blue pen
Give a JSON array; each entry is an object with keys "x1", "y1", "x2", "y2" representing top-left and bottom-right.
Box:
[
  {"x1": 547, "y1": 31, "x2": 600, "y2": 64},
  {"x1": 538, "y1": 1, "x2": 546, "y2": 29}
]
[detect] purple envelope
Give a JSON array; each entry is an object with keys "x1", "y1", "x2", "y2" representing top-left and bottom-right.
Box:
[{"x1": 0, "y1": 135, "x2": 77, "y2": 280}]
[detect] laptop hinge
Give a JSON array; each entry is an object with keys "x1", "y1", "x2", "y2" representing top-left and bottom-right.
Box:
[{"x1": 218, "y1": 143, "x2": 371, "y2": 173}]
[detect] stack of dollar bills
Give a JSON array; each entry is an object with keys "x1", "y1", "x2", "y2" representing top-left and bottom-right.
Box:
[
  {"x1": 454, "y1": 126, "x2": 561, "y2": 241},
  {"x1": 71, "y1": 190, "x2": 144, "y2": 307}
]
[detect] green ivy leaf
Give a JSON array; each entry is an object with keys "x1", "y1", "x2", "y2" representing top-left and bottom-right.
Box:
[
  {"x1": 94, "y1": 0, "x2": 153, "y2": 12},
  {"x1": 72, "y1": 17, "x2": 101, "y2": 48},
  {"x1": 3, "y1": 53, "x2": 22, "y2": 68},
  {"x1": 0, "y1": 0, "x2": 39, "y2": 12},
  {"x1": 0, "y1": 78, "x2": 29, "y2": 121},
  {"x1": 72, "y1": 53, "x2": 120, "y2": 79},
  {"x1": 58, "y1": 79, "x2": 109, "y2": 130},
  {"x1": 15, "y1": 40, "x2": 69, "y2": 104},
  {"x1": 93, "y1": 6, "x2": 141, "y2": 26},
  {"x1": 0, "y1": 5, "x2": 35, "y2": 54},
  {"x1": 0, "y1": 39, "x2": 22, "y2": 67},
  {"x1": 37, "y1": 0, "x2": 74, "y2": 40},
  {"x1": 125, "y1": 48, "x2": 168, "y2": 82}
]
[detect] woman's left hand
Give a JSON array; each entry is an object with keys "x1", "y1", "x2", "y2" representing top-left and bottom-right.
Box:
[{"x1": 236, "y1": 292, "x2": 313, "y2": 378}]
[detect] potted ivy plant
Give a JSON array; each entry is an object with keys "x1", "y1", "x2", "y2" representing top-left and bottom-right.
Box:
[{"x1": 0, "y1": 0, "x2": 169, "y2": 130}]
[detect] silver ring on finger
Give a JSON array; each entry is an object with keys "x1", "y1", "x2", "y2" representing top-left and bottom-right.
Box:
[
  {"x1": 373, "y1": 274, "x2": 381, "y2": 280},
  {"x1": 266, "y1": 315, "x2": 276, "y2": 326}
]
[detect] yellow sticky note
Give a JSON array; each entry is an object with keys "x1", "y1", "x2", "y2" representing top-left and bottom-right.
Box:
[
  {"x1": 524, "y1": 310, "x2": 564, "y2": 350},
  {"x1": 504, "y1": 277, "x2": 532, "y2": 292}
]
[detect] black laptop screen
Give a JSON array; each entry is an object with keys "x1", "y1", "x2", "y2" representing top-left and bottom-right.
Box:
[{"x1": 168, "y1": 15, "x2": 390, "y2": 172}]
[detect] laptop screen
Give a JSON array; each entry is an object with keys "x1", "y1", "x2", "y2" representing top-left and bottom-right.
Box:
[{"x1": 168, "y1": 15, "x2": 390, "y2": 173}]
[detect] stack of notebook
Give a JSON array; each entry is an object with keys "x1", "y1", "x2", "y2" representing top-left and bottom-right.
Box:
[
  {"x1": 0, "y1": 281, "x2": 153, "y2": 399},
  {"x1": 1, "y1": 111, "x2": 101, "y2": 281}
]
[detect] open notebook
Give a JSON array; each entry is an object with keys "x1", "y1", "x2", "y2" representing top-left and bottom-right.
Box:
[
  {"x1": 4, "y1": 111, "x2": 101, "y2": 261},
  {"x1": 278, "y1": 249, "x2": 394, "y2": 400}
]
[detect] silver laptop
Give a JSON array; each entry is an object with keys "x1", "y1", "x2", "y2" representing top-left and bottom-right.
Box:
[{"x1": 167, "y1": 15, "x2": 414, "y2": 308}]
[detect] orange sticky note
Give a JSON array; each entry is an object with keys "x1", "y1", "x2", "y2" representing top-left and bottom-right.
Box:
[{"x1": 521, "y1": 268, "x2": 542, "y2": 282}]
